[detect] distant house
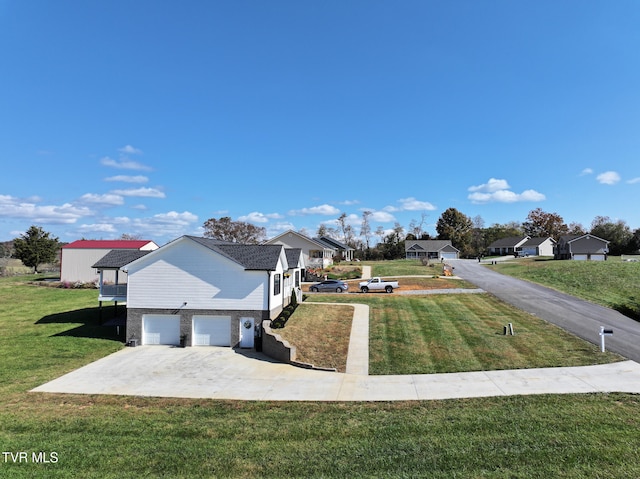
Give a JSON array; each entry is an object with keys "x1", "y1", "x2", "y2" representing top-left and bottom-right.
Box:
[
  {"x1": 517, "y1": 237, "x2": 556, "y2": 257},
  {"x1": 123, "y1": 236, "x2": 304, "y2": 348},
  {"x1": 265, "y1": 230, "x2": 337, "y2": 272},
  {"x1": 487, "y1": 236, "x2": 530, "y2": 256},
  {"x1": 60, "y1": 240, "x2": 158, "y2": 283},
  {"x1": 554, "y1": 234, "x2": 609, "y2": 261},
  {"x1": 405, "y1": 240, "x2": 460, "y2": 260},
  {"x1": 314, "y1": 236, "x2": 355, "y2": 262}
]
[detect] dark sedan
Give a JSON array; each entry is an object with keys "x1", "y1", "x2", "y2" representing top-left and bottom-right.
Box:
[{"x1": 309, "y1": 280, "x2": 349, "y2": 293}]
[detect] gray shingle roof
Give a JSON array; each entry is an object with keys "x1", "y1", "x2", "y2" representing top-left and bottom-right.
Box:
[
  {"x1": 92, "y1": 249, "x2": 151, "y2": 269},
  {"x1": 405, "y1": 240, "x2": 458, "y2": 252},
  {"x1": 186, "y1": 236, "x2": 284, "y2": 270},
  {"x1": 488, "y1": 236, "x2": 529, "y2": 248},
  {"x1": 285, "y1": 248, "x2": 302, "y2": 269}
]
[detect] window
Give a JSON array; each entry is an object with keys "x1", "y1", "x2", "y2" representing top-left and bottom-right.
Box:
[
  {"x1": 295, "y1": 271, "x2": 300, "y2": 287},
  {"x1": 274, "y1": 274, "x2": 281, "y2": 295}
]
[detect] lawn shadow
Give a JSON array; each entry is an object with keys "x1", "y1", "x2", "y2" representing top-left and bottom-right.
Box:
[{"x1": 36, "y1": 305, "x2": 126, "y2": 342}]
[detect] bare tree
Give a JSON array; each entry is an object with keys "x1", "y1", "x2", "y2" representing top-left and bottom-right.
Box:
[
  {"x1": 202, "y1": 217, "x2": 266, "y2": 244},
  {"x1": 360, "y1": 211, "x2": 372, "y2": 252}
]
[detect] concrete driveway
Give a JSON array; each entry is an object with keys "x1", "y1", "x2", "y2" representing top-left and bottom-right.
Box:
[
  {"x1": 31, "y1": 346, "x2": 640, "y2": 401},
  {"x1": 453, "y1": 259, "x2": 640, "y2": 363}
]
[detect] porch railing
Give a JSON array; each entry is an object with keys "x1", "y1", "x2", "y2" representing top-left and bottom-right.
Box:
[{"x1": 100, "y1": 284, "x2": 127, "y2": 297}]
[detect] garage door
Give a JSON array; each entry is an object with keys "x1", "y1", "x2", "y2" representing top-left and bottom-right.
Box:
[
  {"x1": 573, "y1": 254, "x2": 588, "y2": 261},
  {"x1": 142, "y1": 314, "x2": 180, "y2": 345},
  {"x1": 441, "y1": 252, "x2": 457, "y2": 260},
  {"x1": 590, "y1": 254, "x2": 606, "y2": 261},
  {"x1": 192, "y1": 315, "x2": 231, "y2": 346}
]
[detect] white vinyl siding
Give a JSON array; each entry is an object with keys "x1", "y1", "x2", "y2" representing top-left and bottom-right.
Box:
[
  {"x1": 192, "y1": 316, "x2": 231, "y2": 346},
  {"x1": 142, "y1": 314, "x2": 180, "y2": 345},
  {"x1": 126, "y1": 240, "x2": 269, "y2": 310}
]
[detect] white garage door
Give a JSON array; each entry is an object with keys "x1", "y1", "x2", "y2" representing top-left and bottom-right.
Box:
[
  {"x1": 573, "y1": 254, "x2": 588, "y2": 261},
  {"x1": 590, "y1": 254, "x2": 606, "y2": 261},
  {"x1": 441, "y1": 252, "x2": 457, "y2": 260},
  {"x1": 192, "y1": 315, "x2": 231, "y2": 346},
  {"x1": 142, "y1": 314, "x2": 180, "y2": 345}
]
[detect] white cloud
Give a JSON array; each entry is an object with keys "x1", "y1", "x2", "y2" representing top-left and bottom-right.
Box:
[
  {"x1": 468, "y1": 178, "x2": 511, "y2": 193},
  {"x1": 370, "y1": 211, "x2": 396, "y2": 222},
  {"x1": 383, "y1": 197, "x2": 436, "y2": 213},
  {"x1": 79, "y1": 193, "x2": 124, "y2": 206},
  {"x1": 77, "y1": 223, "x2": 118, "y2": 234},
  {"x1": 0, "y1": 195, "x2": 93, "y2": 224},
  {"x1": 468, "y1": 178, "x2": 545, "y2": 204},
  {"x1": 118, "y1": 145, "x2": 143, "y2": 155},
  {"x1": 105, "y1": 175, "x2": 149, "y2": 183},
  {"x1": 580, "y1": 168, "x2": 594, "y2": 176},
  {"x1": 110, "y1": 187, "x2": 166, "y2": 198},
  {"x1": 596, "y1": 171, "x2": 621, "y2": 185},
  {"x1": 101, "y1": 156, "x2": 152, "y2": 171},
  {"x1": 288, "y1": 204, "x2": 341, "y2": 216},
  {"x1": 627, "y1": 177, "x2": 640, "y2": 184},
  {"x1": 238, "y1": 211, "x2": 284, "y2": 223}
]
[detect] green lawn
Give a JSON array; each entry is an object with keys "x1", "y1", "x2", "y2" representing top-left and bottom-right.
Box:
[
  {"x1": 2, "y1": 275, "x2": 640, "y2": 478},
  {"x1": 489, "y1": 257, "x2": 640, "y2": 320},
  {"x1": 309, "y1": 293, "x2": 620, "y2": 374}
]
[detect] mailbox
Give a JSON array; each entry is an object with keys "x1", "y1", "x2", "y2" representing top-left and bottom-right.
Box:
[{"x1": 599, "y1": 327, "x2": 613, "y2": 352}]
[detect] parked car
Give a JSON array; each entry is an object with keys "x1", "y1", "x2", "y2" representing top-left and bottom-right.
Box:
[{"x1": 309, "y1": 280, "x2": 349, "y2": 293}]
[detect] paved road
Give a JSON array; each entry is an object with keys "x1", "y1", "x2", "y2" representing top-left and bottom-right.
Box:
[{"x1": 453, "y1": 260, "x2": 640, "y2": 363}]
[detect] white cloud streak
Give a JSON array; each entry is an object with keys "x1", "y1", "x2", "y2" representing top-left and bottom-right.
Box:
[
  {"x1": 468, "y1": 178, "x2": 545, "y2": 204},
  {"x1": 288, "y1": 204, "x2": 341, "y2": 216},
  {"x1": 596, "y1": 171, "x2": 621, "y2": 185}
]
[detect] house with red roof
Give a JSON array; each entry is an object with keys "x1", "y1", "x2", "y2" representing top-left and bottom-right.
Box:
[{"x1": 60, "y1": 239, "x2": 159, "y2": 284}]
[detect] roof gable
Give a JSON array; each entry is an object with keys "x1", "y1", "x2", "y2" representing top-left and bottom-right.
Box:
[
  {"x1": 265, "y1": 229, "x2": 332, "y2": 250},
  {"x1": 124, "y1": 236, "x2": 286, "y2": 272}
]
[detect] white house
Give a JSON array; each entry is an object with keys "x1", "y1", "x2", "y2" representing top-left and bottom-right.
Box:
[
  {"x1": 405, "y1": 240, "x2": 460, "y2": 260},
  {"x1": 122, "y1": 236, "x2": 303, "y2": 348},
  {"x1": 265, "y1": 229, "x2": 337, "y2": 272},
  {"x1": 517, "y1": 237, "x2": 556, "y2": 257},
  {"x1": 60, "y1": 239, "x2": 158, "y2": 283}
]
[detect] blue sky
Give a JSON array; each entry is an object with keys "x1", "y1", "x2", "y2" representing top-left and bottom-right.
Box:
[{"x1": 2, "y1": 1, "x2": 640, "y2": 245}]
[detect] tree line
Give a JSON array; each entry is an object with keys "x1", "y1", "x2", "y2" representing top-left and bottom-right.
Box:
[
  {"x1": 290, "y1": 208, "x2": 639, "y2": 260},
  {"x1": 7, "y1": 208, "x2": 640, "y2": 274}
]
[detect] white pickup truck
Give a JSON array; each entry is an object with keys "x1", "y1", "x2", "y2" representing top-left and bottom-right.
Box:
[{"x1": 359, "y1": 277, "x2": 399, "y2": 293}]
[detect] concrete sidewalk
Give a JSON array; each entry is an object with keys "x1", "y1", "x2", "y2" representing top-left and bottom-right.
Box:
[{"x1": 31, "y1": 346, "x2": 640, "y2": 401}]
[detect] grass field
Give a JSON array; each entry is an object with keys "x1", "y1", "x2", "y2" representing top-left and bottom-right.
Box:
[
  {"x1": 2, "y1": 273, "x2": 640, "y2": 477},
  {"x1": 306, "y1": 293, "x2": 620, "y2": 374},
  {"x1": 488, "y1": 257, "x2": 640, "y2": 320}
]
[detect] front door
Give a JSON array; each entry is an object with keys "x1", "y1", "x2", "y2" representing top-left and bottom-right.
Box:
[{"x1": 239, "y1": 317, "x2": 255, "y2": 348}]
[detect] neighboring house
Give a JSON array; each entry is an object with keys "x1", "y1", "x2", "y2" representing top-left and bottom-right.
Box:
[
  {"x1": 315, "y1": 236, "x2": 355, "y2": 262},
  {"x1": 122, "y1": 235, "x2": 304, "y2": 348},
  {"x1": 60, "y1": 239, "x2": 158, "y2": 283},
  {"x1": 265, "y1": 230, "x2": 336, "y2": 272},
  {"x1": 405, "y1": 240, "x2": 460, "y2": 260},
  {"x1": 487, "y1": 236, "x2": 530, "y2": 256},
  {"x1": 516, "y1": 237, "x2": 556, "y2": 257},
  {"x1": 554, "y1": 234, "x2": 610, "y2": 260}
]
